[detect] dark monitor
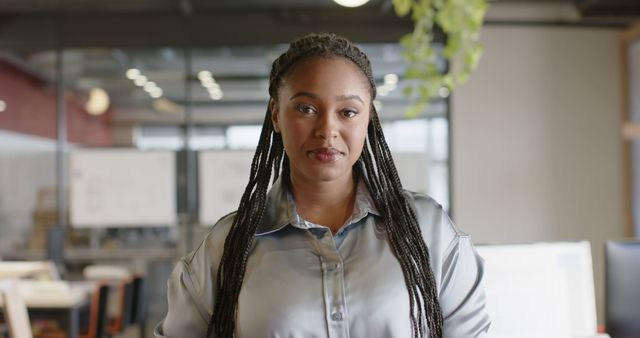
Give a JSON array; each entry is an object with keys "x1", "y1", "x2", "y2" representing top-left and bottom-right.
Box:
[{"x1": 605, "y1": 240, "x2": 640, "y2": 338}]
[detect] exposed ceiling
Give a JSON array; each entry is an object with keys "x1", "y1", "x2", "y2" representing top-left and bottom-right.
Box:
[
  {"x1": 576, "y1": 0, "x2": 640, "y2": 16},
  {"x1": 0, "y1": 0, "x2": 636, "y2": 49},
  {"x1": 0, "y1": 0, "x2": 637, "y2": 16},
  {"x1": 0, "y1": 0, "x2": 635, "y2": 13}
]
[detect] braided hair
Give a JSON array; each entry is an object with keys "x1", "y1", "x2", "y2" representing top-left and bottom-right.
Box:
[{"x1": 208, "y1": 33, "x2": 443, "y2": 338}]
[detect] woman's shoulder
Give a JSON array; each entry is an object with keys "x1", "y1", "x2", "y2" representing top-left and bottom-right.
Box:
[
  {"x1": 402, "y1": 190, "x2": 444, "y2": 215},
  {"x1": 184, "y1": 211, "x2": 237, "y2": 265},
  {"x1": 401, "y1": 190, "x2": 468, "y2": 244},
  {"x1": 176, "y1": 212, "x2": 238, "y2": 292},
  {"x1": 159, "y1": 212, "x2": 239, "y2": 335}
]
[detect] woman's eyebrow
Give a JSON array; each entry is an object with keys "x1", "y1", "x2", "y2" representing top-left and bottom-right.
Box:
[
  {"x1": 289, "y1": 92, "x2": 364, "y2": 104},
  {"x1": 336, "y1": 94, "x2": 364, "y2": 104},
  {"x1": 289, "y1": 91, "x2": 319, "y2": 100}
]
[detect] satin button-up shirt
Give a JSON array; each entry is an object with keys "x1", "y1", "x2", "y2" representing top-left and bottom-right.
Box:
[{"x1": 155, "y1": 178, "x2": 490, "y2": 338}]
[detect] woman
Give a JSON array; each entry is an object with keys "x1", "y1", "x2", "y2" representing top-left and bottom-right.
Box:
[{"x1": 156, "y1": 33, "x2": 490, "y2": 338}]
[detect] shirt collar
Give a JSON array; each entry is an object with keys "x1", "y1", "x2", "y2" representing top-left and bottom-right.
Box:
[{"x1": 255, "y1": 176, "x2": 380, "y2": 236}]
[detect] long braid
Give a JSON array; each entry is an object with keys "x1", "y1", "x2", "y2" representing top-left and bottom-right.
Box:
[
  {"x1": 208, "y1": 110, "x2": 284, "y2": 338},
  {"x1": 208, "y1": 33, "x2": 443, "y2": 338},
  {"x1": 360, "y1": 108, "x2": 444, "y2": 337}
]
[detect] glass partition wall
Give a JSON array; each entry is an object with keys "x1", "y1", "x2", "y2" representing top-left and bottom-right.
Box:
[{"x1": 0, "y1": 48, "x2": 59, "y2": 256}]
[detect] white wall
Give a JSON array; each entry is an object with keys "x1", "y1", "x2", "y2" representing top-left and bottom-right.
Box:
[{"x1": 452, "y1": 25, "x2": 624, "y2": 324}]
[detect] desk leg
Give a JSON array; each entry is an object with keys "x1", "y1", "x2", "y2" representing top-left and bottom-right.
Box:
[{"x1": 67, "y1": 306, "x2": 80, "y2": 338}]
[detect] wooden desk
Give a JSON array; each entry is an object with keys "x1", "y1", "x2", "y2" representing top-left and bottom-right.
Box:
[{"x1": 0, "y1": 261, "x2": 60, "y2": 280}]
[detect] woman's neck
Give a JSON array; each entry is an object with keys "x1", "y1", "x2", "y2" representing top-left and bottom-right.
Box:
[{"x1": 289, "y1": 172, "x2": 357, "y2": 235}]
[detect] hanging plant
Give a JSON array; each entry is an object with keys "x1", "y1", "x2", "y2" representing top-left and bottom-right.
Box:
[{"x1": 392, "y1": 0, "x2": 488, "y2": 117}]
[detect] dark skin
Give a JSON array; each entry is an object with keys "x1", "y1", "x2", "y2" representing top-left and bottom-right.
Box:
[{"x1": 270, "y1": 57, "x2": 371, "y2": 234}]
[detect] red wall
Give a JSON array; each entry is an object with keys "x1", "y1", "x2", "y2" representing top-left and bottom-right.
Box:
[{"x1": 0, "y1": 60, "x2": 114, "y2": 146}]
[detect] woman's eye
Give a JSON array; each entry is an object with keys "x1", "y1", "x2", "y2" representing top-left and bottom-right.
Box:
[
  {"x1": 296, "y1": 104, "x2": 316, "y2": 115},
  {"x1": 342, "y1": 109, "x2": 358, "y2": 118}
]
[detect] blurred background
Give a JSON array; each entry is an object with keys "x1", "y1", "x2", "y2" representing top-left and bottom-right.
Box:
[{"x1": 0, "y1": 0, "x2": 637, "y2": 337}]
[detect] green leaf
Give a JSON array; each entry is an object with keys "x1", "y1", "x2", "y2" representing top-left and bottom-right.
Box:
[
  {"x1": 394, "y1": 0, "x2": 488, "y2": 117},
  {"x1": 442, "y1": 74, "x2": 455, "y2": 89},
  {"x1": 405, "y1": 102, "x2": 426, "y2": 118},
  {"x1": 464, "y1": 45, "x2": 483, "y2": 70},
  {"x1": 443, "y1": 33, "x2": 462, "y2": 58},
  {"x1": 456, "y1": 70, "x2": 469, "y2": 84},
  {"x1": 392, "y1": 0, "x2": 412, "y2": 17},
  {"x1": 405, "y1": 68, "x2": 423, "y2": 79}
]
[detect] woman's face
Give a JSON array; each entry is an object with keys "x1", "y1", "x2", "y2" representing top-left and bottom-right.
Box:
[{"x1": 270, "y1": 57, "x2": 371, "y2": 185}]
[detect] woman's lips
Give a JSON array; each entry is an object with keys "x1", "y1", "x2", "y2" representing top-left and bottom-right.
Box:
[{"x1": 308, "y1": 148, "x2": 343, "y2": 162}]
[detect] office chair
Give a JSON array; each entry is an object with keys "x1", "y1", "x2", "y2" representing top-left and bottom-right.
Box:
[
  {"x1": 79, "y1": 283, "x2": 109, "y2": 338},
  {"x1": 127, "y1": 276, "x2": 147, "y2": 338},
  {"x1": 106, "y1": 278, "x2": 134, "y2": 336},
  {"x1": 605, "y1": 240, "x2": 640, "y2": 338}
]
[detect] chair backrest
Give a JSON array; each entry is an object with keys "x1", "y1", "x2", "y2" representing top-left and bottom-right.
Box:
[
  {"x1": 82, "y1": 265, "x2": 135, "y2": 335},
  {"x1": 128, "y1": 276, "x2": 146, "y2": 326},
  {"x1": 120, "y1": 279, "x2": 135, "y2": 331},
  {"x1": 0, "y1": 278, "x2": 33, "y2": 338},
  {"x1": 95, "y1": 285, "x2": 109, "y2": 338},
  {"x1": 83, "y1": 283, "x2": 109, "y2": 338},
  {"x1": 605, "y1": 240, "x2": 640, "y2": 338},
  {"x1": 82, "y1": 265, "x2": 130, "y2": 282}
]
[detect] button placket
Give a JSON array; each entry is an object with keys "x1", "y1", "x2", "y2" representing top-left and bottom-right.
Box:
[{"x1": 316, "y1": 229, "x2": 349, "y2": 337}]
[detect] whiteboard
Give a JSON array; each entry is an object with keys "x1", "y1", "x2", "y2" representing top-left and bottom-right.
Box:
[
  {"x1": 70, "y1": 149, "x2": 177, "y2": 228},
  {"x1": 199, "y1": 151, "x2": 254, "y2": 225},
  {"x1": 476, "y1": 241, "x2": 598, "y2": 338}
]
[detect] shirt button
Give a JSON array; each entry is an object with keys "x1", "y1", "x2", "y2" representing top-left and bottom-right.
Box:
[
  {"x1": 331, "y1": 312, "x2": 343, "y2": 321},
  {"x1": 327, "y1": 262, "x2": 339, "y2": 271}
]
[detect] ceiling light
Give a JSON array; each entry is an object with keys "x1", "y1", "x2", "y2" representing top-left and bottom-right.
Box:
[
  {"x1": 85, "y1": 88, "x2": 110, "y2": 116},
  {"x1": 198, "y1": 70, "x2": 212, "y2": 81},
  {"x1": 333, "y1": 0, "x2": 370, "y2": 8},
  {"x1": 210, "y1": 91, "x2": 223, "y2": 100},
  {"x1": 384, "y1": 73, "x2": 399, "y2": 85},
  {"x1": 143, "y1": 82, "x2": 157, "y2": 92},
  {"x1": 126, "y1": 68, "x2": 141, "y2": 79},
  {"x1": 438, "y1": 86, "x2": 450, "y2": 98},
  {"x1": 201, "y1": 77, "x2": 216, "y2": 86},
  {"x1": 150, "y1": 88, "x2": 163, "y2": 98},
  {"x1": 134, "y1": 76, "x2": 148, "y2": 86},
  {"x1": 0, "y1": 100, "x2": 6, "y2": 112},
  {"x1": 203, "y1": 82, "x2": 220, "y2": 90}
]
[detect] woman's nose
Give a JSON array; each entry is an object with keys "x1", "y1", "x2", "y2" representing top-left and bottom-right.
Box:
[{"x1": 314, "y1": 112, "x2": 338, "y2": 140}]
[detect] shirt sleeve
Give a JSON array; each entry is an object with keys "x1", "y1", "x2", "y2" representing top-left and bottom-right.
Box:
[
  {"x1": 154, "y1": 260, "x2": 211, "y2": 338},
  {"x1": 439, "y1": 234, "x2": 491, "y2": 338}
]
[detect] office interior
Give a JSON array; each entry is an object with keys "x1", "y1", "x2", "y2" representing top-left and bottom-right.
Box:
[{"x1": 0, "y1": 0, "x2": 638, "y2": 337}]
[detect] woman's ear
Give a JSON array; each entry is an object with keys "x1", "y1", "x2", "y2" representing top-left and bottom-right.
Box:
[{"x1": 270, "y1": 98, "x2": 280, "y2": 133}]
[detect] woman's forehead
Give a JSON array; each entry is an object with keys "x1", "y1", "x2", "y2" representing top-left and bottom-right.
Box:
[{"x1": 279, "y1": 57, "x2": 372, "y2": 97}]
